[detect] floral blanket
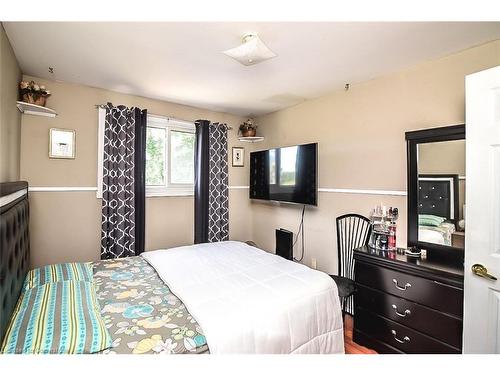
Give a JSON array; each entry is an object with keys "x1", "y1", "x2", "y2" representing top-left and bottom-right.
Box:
[{"x1": 92, "y1": 256, "x2": 209, "y2": 354}]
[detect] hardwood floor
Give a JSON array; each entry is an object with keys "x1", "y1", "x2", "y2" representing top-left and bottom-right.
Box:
[{"x1": 344, "y1": 315, "x2": 377, "y2": 354}]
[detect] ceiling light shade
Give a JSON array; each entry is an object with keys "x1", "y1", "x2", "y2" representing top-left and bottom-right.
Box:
[{"x1": 223, "y1": 34, "x2": 276, "y2": 66}]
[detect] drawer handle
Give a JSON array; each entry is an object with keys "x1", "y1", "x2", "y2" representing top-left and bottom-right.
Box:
[
  {"x1": 391, "y1": 329, "x2": 410, "y2": 344},
  {"x1": 392, "y1": 278, "x2": 411, "y2": 291},
  {"x1": 391, "y1": 304, "x2": 411, "y2": 317}
]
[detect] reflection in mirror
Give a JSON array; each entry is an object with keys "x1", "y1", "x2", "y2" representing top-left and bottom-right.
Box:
[
  {"x1": 280, "y1": 146, "x2": 298, "y2": 186},
  {"x1": 417, "y1": 140, "x2": 465, "y2": 249},
  {"x1": 269, "y1": 149, "x2": 276, "y2": 185}
]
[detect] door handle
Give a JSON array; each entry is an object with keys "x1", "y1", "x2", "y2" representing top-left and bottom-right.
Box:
[{"x1": 471, "y1": 264, "x2": 497, "y2": 281}]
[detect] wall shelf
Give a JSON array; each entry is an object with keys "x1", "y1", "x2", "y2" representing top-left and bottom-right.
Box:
[
  {"x1": 238, "y1": 136, "x2": 264, "y2": 143},
  {"x1": 16, "y1": 101, "x2": 57, "y2": 117}
]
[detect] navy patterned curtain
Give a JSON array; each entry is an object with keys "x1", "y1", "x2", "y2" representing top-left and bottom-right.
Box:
[
  {"x1": 101, "y1": 103, "x2": 147, "y2": 259},
  {"x1": 194, "y1": 120, "x2": 229, "y2": 244}
]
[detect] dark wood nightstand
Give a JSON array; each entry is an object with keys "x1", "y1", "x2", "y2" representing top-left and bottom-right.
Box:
[{"x1": 451, "y1": 231, "x2": 465, "y2": 248}]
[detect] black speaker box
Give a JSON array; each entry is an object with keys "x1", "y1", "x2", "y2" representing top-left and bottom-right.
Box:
[{"x1": 275, "y1": 228, "x2": 293, "y2": 261}]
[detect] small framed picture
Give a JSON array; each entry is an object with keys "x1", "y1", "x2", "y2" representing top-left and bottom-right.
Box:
[
  {"x1": 232, "y1": 147, "x2": 245, "y2": 167},
  {"x1": 49, "y1": 128, "x2": 76, "y2": 159}
]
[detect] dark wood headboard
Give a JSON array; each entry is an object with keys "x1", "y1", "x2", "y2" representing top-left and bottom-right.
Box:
[{"x1": 0, "y1": 181, "x2": 30, "y2": 345}]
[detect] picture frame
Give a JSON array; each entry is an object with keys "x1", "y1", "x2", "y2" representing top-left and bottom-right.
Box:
[
  {"x1": 232, "y1": 147, "x2": 244, "y2": 167},
  {"x1": 49, "y1": 128, "x2": 76, "y2": 159}
]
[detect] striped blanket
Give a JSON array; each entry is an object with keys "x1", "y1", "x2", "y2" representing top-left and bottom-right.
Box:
[
  {"x1": 1, "y1": 281, "x2": 112, "y2": 354},
  {"x1": 23, "y1": 263, "x2": 93, "y2": 291}
]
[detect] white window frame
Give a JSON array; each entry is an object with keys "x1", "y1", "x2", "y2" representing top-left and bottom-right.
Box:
[
  {"x1": 97, "y1": 109, "x2": 195, "y2": 198},
  {"x1": 97, "y1": 107, "x2": 106, "y2": 199}
]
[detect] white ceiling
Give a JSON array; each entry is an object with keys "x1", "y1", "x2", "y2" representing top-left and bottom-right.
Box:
[{"x1": 4, "y1": 22, "x2": 500, "y2": 116}]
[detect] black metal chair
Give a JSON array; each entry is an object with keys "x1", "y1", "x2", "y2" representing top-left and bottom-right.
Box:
[{"x1": 331, "y1": 213, "x2": 372, "y2": 319}]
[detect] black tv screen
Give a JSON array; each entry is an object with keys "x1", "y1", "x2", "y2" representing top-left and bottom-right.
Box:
[{"x1": 249, "y1": 143, "x2": 318, "y2": 206}]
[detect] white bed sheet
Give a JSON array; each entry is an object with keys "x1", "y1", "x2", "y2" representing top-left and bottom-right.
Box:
[
  {"x1": 142, "y1": 241, "x2": 344, "y2": 354},
  {"x1": 419, "y1": 227, "x2": 446, "y2": 245},
  {"x1": 419, "y1": 222, "x2": 456, "y2": 246}
]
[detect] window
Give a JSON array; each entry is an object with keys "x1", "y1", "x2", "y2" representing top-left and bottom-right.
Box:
[
  {"x1": 97, "y1": 109, "x2": 195, "y2": 198},
  {"x1": 145, "y1": 115, "x2": 195, "y2": 196},
  {"x1": 145, "y1": 126, "x2": 166, "y2": 186},
  {"x1": 169, "y1": 130, "x2": 195, "y2": 184}
]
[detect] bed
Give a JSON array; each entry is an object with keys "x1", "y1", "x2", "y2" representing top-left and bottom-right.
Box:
[
  {"x1": 0, "y1": 182, "x2": 344, "y2": 354},
  {"x1": 418, "y1": 174, "x2": 459, "y2": 246}
]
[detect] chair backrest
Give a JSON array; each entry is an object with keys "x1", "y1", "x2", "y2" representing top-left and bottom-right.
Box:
[{"x1": 335, "y1": 213, "x2": 372, "y2": 280}]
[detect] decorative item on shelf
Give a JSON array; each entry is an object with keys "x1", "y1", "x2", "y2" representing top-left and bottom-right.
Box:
[
  {"x1": 19, "y1": 80, "x2": 51, "y2": 107},
  {"x1": 458, "y1": 219, "x2": 465, "y2": 231},
  {"x1": 238, "y1": 118, "x2": 258, "y2": 137},
  {"x1": 458, "y1": 204, "x2": 466, "y2": 230}
]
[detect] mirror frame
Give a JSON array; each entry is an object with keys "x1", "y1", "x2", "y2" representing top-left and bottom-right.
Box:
[{"x1": 405, "y1": 124, "x2": 465, "y2": 264}]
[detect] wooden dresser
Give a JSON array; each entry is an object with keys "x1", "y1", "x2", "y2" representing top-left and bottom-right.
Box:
[{"x1": 353, "y1": 246, "x2": 464, "y2": 354}]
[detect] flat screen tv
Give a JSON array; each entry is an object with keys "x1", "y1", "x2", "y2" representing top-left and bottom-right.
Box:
[{"x1": 249, "y1": 143, "x2": 318, "y2": 206}]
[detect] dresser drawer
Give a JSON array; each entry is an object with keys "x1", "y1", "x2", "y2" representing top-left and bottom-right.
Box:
[
  {"x1": 355, "y1": 261, "x2": 463, "y2": 316},
  {"x1": 355, "y1": 308, "x2": 461, "y2": 354},
  {"x1": 355, "y1": 285, "x2": 463, "y2": 348},
  {"x1": 353, "y1": 329, "x2": 403, "y2": 354}
]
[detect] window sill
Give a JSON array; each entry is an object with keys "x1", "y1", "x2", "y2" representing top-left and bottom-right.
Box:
[
  {"x1": 146, "y1": 189, "x2": 194, "y2": 198},
  {"x1": 97, "y1": 188, "x2": 194, "y2": 199}
]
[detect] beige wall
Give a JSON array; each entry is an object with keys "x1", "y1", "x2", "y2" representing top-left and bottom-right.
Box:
[
  {"x1": 20, "y1": 76, "x2": 252, "y2": 267},
  {"x1": 0, "y1": 24, "x2": 22, "y2": 182},
  {"x1": 17, "y1": 39, "x2": 500, "y2": 272},
  {"x1": 253, "y1": 40, "x2": 499, "y2": 274}
]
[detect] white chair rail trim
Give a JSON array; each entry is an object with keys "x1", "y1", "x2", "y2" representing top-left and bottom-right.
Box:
[
  {"x1": 228, "y1": 186, "x2": 406, "y2": 196},
  {"x1": 29, "y1": 186, "x2": 406, "y2": 196},
  {"x1": 29, "y1": 187, "x2": 98, "y2": 192},
  {"x1": 318, "y1": 188, "x2": 407, "y2": 196}
]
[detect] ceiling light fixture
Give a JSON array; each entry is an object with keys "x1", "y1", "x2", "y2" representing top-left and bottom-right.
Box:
[{"x1": 223, "y1": 34, "x2": 277, "y2": 66}]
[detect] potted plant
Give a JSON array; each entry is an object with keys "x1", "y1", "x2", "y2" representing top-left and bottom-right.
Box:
[
  {"x1": 19, "y1": 80, "x2": 51, "y2": 107},
  {"x1": 239, "y1": 118, "x2": 258, "y2": 137}
]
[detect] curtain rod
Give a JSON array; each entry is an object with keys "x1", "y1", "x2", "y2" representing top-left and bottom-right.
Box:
[{"x1": 96, "y1": 104, "x2": 233, "y2": 130}]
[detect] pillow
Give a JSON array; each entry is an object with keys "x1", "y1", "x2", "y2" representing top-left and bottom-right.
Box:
[
  {"x1": 419, "y1": 214, "x2": 446, "y2": 227},
  {"x1": 1, "y1": 281, "x2": 112, "y2": 354},
  {"x1": 23, "y1": 262, "x2": 93, "y2": 291}
]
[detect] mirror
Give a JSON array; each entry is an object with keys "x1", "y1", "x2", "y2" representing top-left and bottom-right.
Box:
[
  {"x1": 417, "y1": 140, "x2": 465, "y2": 249},
  {"x1": 406, "y1": 124, "x2": 465, "y2": 262}
]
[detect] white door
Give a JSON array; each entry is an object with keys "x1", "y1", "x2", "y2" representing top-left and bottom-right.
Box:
[{"x1": 463, "y1": 65, "x2": 500, "y2": 353}]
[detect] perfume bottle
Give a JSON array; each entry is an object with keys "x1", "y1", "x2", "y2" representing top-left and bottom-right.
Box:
[{"x1": 388, "y1": 222, "x2": 397, "y2": 250}]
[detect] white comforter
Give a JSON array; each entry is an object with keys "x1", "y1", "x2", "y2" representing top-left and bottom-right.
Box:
[{"x1": 142, "y1": 241, "x2": 344, "y2": 354}]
